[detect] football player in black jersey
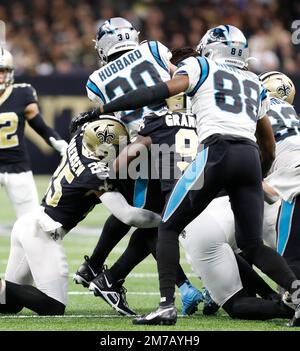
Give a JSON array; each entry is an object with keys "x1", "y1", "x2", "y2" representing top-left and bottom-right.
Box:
[
  {"x1": 0, "y1": 117, "x2": 160, "y2": 316},
  {"x1": 0, "y1": 47, "x2": 68, "y2": 218}
]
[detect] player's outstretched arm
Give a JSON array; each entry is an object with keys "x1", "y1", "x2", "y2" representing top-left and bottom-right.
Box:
[
  {"x1": 25, "y1": 103, "x2": 68, "y2": 156},
  {"x1": 99, "y1": 75, "x2": 189, "y2": 115},
  {"x1": 99, "y1": 191, "x2": 161, "y2": 228},
  {"x1": 255, "y1": 114, "x2": 275, "y2": 177}
]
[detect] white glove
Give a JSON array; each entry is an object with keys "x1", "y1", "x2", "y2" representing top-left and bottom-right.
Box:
[{"x1": 49, "y1": 137, "x2": 68, "y2": 156}]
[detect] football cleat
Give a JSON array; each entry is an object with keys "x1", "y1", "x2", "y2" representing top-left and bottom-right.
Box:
[
  {"x1": 203, "y1": 288, "x2": 220, "y2": 316},
  {"x1": 179, "y1": 280, "x2": 204, "y2": 315},
  {"x1": 73, "y1": 256, "x2": 101, "y2": 288},
  {"x1": 132, "y1": 304, "x2": 177, "y2": 325},
  {"x1": 89, "y1": 270, "x2": 136, "y2": 316},
  {"x1": 287, "y1": 303, "x2": 300, "y2": 327}
]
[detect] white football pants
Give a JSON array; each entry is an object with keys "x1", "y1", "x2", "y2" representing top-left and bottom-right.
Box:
[
  {"x1": 0, "y1": 171, "x2": 39, "y2": 218},
  {"x1": 5, "y1": 210, "x2": 69, "y2": 305}
]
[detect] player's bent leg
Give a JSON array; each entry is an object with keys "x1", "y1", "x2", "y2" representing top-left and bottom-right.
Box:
[
  {"x1": 0, "y1": 279, "x2": 65, "y2": 315},
  {"x1": 74, "y1": 215, "x2": 131, "y2": 287},
  {"x1": 19, "y1": 214, "x2": 69, "y2": 306},
  {"x1": 223, "y1": 289, "x2": 294, "y2": 320},
  {"x1": 5, "y1": 172, "x2": 39, "y2": 218},
  {"x1": 5, "y1": 214, "x2": 33, "y2": 285}
]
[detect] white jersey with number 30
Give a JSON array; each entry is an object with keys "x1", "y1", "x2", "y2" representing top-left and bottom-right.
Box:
[
  {"x1": 174, "y1": 57, "x2": 269, "y2": 143},
  {"x1": 86, "y1": 41, "x2": 172, "y2": 139}
]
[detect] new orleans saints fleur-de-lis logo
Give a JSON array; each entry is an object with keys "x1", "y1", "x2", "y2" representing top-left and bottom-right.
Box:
[
  {"x1": 277, "y1": 84, "x2": 291, "y2": 99},
  {"x1": 96, "y1": 124, "x2": 115, "y2": 143}
]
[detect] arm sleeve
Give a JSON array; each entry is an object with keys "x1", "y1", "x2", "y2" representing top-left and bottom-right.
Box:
[
  {"x1": 100, "y1": 191, "x2": 161, "y2": 228},
  {"x1": 102, "y1": 82, "x2": 170, "y2": 114},
  {"x1": 27, "y1": 113, "x2": 62, "y2": 146}
]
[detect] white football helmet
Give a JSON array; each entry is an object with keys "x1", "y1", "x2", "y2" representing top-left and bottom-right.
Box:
[
  {"x1": 94, "y1": 17, "x2": 139, "y2": 67},
  {"x1": 259, "y1": 71, "x2": 296, "y2": 105},
  {"x1": 0, "y1": 47, "x2": 14, "y2": 91},
  {"x1": 196, "y1": 25, "x2": 249, "y2": 69}
]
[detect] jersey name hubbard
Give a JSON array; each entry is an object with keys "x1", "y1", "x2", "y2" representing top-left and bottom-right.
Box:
[
  {"x1": 86, "y1": 41, "x2": 171, "y2": 137},
  {"x1": 0, "y1": 84, "x2": 37, "y2": 172},
  {"x1": 175, "y1": 56, "x2": 269, "y2": 143}
]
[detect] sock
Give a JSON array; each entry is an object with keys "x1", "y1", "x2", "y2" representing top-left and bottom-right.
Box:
[
  {"x1": 109, "y1": 228, "x2": 154, "y2": 282},
  {"x1": 89, "y1": 215, "x2": 130, "y2": 270},
  {"x1": 235, "y1": 253, "x2": 277, "y2": 299},
  {"x1": 4, "y1": 280, "x2": 65, "y2": 315},
  {"x1": 242, "y1": 243, "x2": 297, "y2": 295},
  {"x1": 157, "y1": 229, "x2": 179, "y2": 307}
]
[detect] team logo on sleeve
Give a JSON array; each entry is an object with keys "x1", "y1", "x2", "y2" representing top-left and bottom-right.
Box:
[{"x1": 96, "y1": 125, "x2": 115, "y2": 143}]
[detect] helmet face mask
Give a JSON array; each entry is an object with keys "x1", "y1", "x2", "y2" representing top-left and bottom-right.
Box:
[
  {"x1": 0, "y1": 48, "x2": 14, "y2": 92},
  {"x1": 259, "y1": 71, "x2": 296, "y2": 105},
  {"x1": 196, "y1": 25, "x2": 249, "y2": 69},
  {"x1": 82, "y1": 117, "x2": 129, "y2": 162},
  {"x1": 94, "y1": 17, "x2": 139, "y2": 67}
]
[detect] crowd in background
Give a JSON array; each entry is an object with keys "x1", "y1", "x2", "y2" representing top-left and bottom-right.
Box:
[{"x1": 1, "y1": 0, "x2": 299, "y2": 76}]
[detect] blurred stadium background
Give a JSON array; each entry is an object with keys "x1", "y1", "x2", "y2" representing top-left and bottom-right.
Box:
[{"x1": 0, "y1": 0, "x2": 299, "y2": 331}]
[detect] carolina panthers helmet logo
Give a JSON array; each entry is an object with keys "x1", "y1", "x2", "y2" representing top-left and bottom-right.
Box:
[
  {"x1": 277, "y1": 84, "x2": 291, "y2": 100},
  {"x1": 96, "y1": 125, "x2": 115, "y2": 143},
  {"x1": 207, "y1": 27, "x2": 227, "y2": 44}
]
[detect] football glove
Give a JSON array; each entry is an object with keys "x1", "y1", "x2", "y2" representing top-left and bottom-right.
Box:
[
  {"x1": 49, "y1": 137, "x2": 68, "y2": 156},
  {"x1": 69, "y1": 108, "x2": 100, "y2": 135}
]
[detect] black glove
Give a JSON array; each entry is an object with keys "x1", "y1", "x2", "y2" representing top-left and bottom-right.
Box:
[{"x1": 69, "y1": 107, "x2": 100, "y2": 135}]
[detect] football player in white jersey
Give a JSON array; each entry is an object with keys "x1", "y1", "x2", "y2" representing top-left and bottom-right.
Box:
[
  {"x1": 85, "y1": 17, "x2": 175, "y2": 141},
  {"x1": 72, "y1": 18, "x2": 203, "y2": 316},
  {"x1": 98, "y1": 25, "x2": 300, "y2": 326},
  {"x1": 260, "y1": 73, "x2": 300, "y2": 300}
]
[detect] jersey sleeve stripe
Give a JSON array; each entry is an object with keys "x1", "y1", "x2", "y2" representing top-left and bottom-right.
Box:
[
  {"x1": 260, "y1": 88, "x2": 267, "y2": 101},
  {"x1": 147, "y1": 41, "x2": 169, "y2": 73},
  {"x1": 187, "y1": 57, "x2": 209, "y2": 97},
  {"x1": 175, "y1": 70, "x2": 188, "y2": 76},
  {"x1": 86, "y1": 79, "x2": 106, "y2": 103},
  {"x1": 162, "y1": 146, "x2": 209, "y2": 222}
]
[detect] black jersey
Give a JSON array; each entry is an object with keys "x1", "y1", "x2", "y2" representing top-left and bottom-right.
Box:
[
  {"x1": 138, "y1": 110, "x2": 198, "y2": 194},
  {"x1": 41, "y1": 128, "x2": 117, "y2": 231},
  {"x1": 0, "y1": 83, "x2": 38, "y2": 172},
  {"x1": 268, "y1": 97, "x2": 300, "y2": 142}
]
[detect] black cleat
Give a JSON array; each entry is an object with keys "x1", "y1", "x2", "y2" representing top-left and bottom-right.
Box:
[
  {"x1": 132, "y1": 304, "x2": 177, "y2": 325},
  {"x1": 287, "y1": 304, "x2": 300, "y2": 327},
  {"x1": 89, "y1": 270, "x2": 136, "y2": 316},
  {"x1": 73, "y1": 256, "x2": 100, "y2": 288},
  {"x1": 202, "y1": 288, "x2": 220, "y2": 316}
]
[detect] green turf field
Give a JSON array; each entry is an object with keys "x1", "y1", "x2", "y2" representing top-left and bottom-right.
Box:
[{"x1": 0, "y1": 176, "x2": 296, "y2": 331}]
